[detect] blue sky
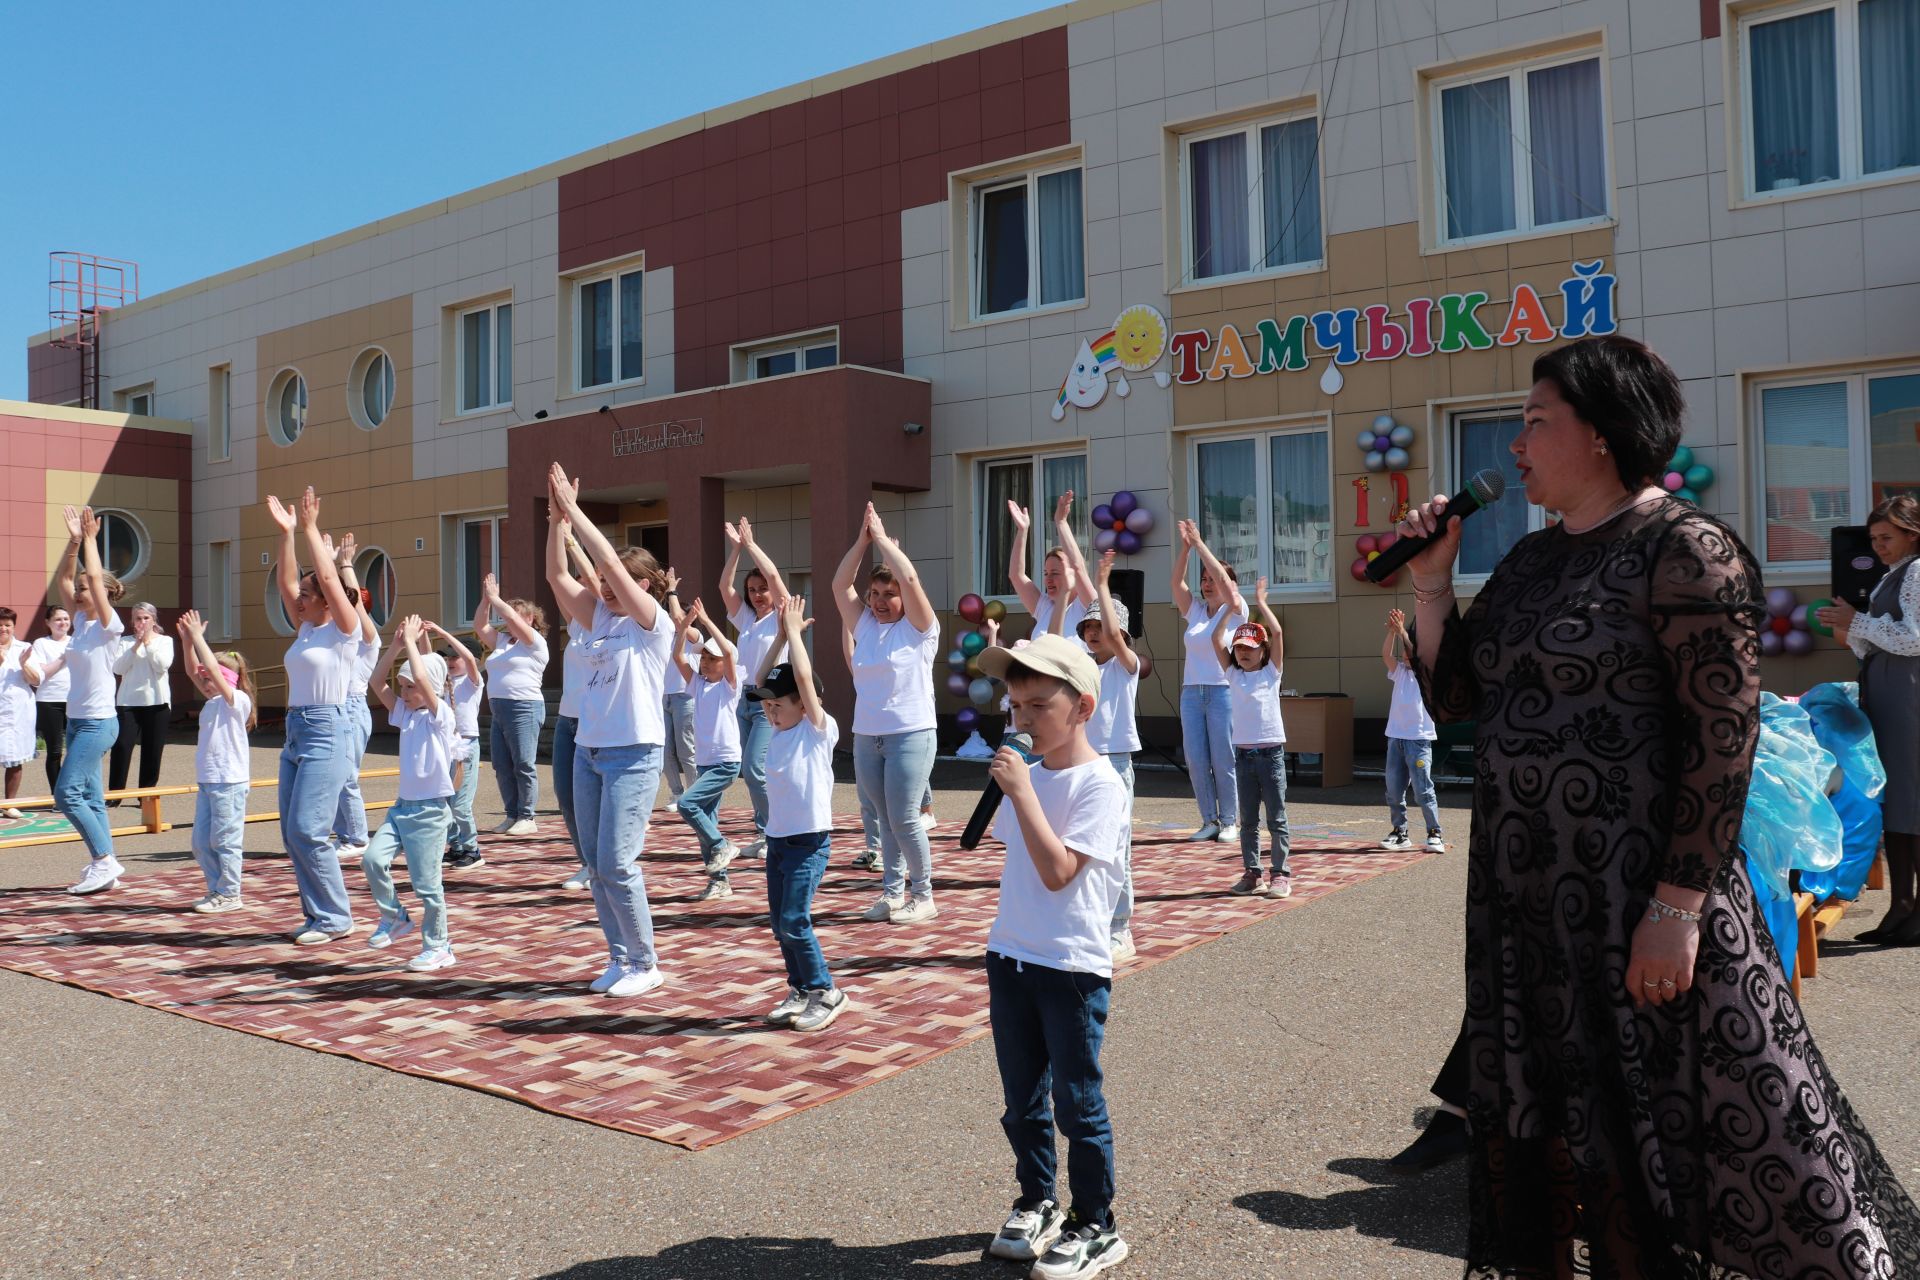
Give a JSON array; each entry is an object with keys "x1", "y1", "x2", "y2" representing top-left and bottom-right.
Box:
[{"x1": 0, "y1": 0, "x2": 1058, "y2": 401}]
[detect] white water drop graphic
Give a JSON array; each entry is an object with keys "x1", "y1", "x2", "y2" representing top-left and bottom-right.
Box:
[{"x1": 1319, "y1": 362, "x2": 1345, "y2": 395}]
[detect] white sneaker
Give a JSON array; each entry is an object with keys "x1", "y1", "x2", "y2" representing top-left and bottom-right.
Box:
[
  {"x1": 196, "y1": 893, "x2": 243, "y2": 914},
  {"x1": 1216, "y1": 823, "x2": 1240, "y2": 844},
  {"x1": 188, "y1": 893, "x2": 214, "y2": 912},
  {"x1": 68, "y1": 858, "x2": 120, "y2": 896},
  {"x1": 766, "y1": 986, "x2": 808, "y2": 1025},
  {"x1": 862, "y1": 894, "x2": 904, "y2": 922},
  {"x1": 491, "y1": 819, "x2": 516, "y2": 834},
  {"x1": 989, "y1": 1199, "x2": 1067, "y2": 1261},
  {"x1": 1268, "y1": 874, "x2": 1293, "y2": 900},
  {"x1": 1380, "y1": 831, "x2": 1412, "y2": 850},
  {"x1": 561, "y1": 869, "x2": 592, "y2": 891},
  {"x1": 890, "y1": 895, "x2": 938, "y2": 924},
  {"x1": 919, "y1": 809, "x2": 938, "y2": 832},
  {"x1": 605, "y1": 965, "x2": 666, "y2": 998},
  {"x1": 293, "y1": 927, "x2": 333, "y2": 945},
  {"x1": 704, "y1": 840, "x2": 739, "y2": 875},
  {"x1": 407, "y1": 947, "x2": 456, "y2": 972},
  {"x1": 739, "y1": 838, "x2": 766, "y2": 860},
  {"x1": 588, "y1": 961, "x2": 626, "y2": 993},
  {"x1": 506, "y1": 818, "x2": 538, "y2": 837},
  {"x1": 336, "y1": 842, "x2": 368, "y2": 862},
  {"x1": 1191, "y1": 822, "x2": 1220, "y2": 842},
  {"x1": 792, "y1": 986, "x2": 850, "y2": 1033},
  {"x1": 2, "y1": 806, "x2": 24, "y2": 820},
  {"x1": 367, "y1": 916, "x2": 416, "y2": 950},
  {"x1": 695, "y1": 876, "x2": 733, "y2": 902},
  {"x1": 1426, "y1": 832, "x2": 1448, "y2": 852},
  {"x1": 1111, "y1": 928, "x2": 1136, "y2": 964}
]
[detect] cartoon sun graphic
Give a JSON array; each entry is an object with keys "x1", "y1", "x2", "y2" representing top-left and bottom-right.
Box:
[{"x1": 1112, "y1": 304, "x2": 1171, "y2": 386}]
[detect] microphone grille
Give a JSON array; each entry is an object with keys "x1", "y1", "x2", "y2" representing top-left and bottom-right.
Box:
[
  {"x1": 1003, "y1": 732, "x2": 1033, "y2": 755},
  {"x1": 1467, "y1": 468, "x2": 1506, "y2": 505}
]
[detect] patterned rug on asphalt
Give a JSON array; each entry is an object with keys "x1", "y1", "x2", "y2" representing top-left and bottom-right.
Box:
[{"x1": 0, "y1": 810, "x2": 1432, "y2": 1149}]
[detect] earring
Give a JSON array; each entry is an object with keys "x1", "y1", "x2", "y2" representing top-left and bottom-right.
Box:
[{"x1": 1597, "y1": 444, "x2": 1609, "y2": 456}]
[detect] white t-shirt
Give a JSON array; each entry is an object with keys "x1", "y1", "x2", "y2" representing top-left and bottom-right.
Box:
[
  {"x1": 1182, "y1": 599, "x2": 1242, "y2": 687},
  {"x1": 1384, "y1": 664, "x2": 1437, "y2": 741},
  {"x1": 986, "y1": 756, "x2": 1129, "y2": 977},
  {"x1": 690, "y1": 672, "x2": 743, "y2": 766},
  {"x1": 1086, "y1": 655, "x2": 1141, "y2": 755},
  {"x1": 1032, "y1": 595, "x2": 1089, "y2": 641},
  {"x1": 66, "y1": 611, "x2": 125, "y2": 720},
  {"x1": 662, "y1": 635, "x2": 703, "y2": 699},
  {"x1": 30, "y1": 636, "x2": 71, "y2": 702},
  {"x1": 347, "y1": 636, "x2": 379, "y2": 700},
  {"x1": 285, "y1": 620, "x2": 360, "y2": 708},
  {"x1": 0, "y1": 640, "x2": 36, "y2": 764},
  {"x1": 392, "y1": 699, "x2": 460, "y2": 801},
  {"x1": 197, "y1": 689, "x2": 253, "y2": 785},
  {"x1": 558, "y1": 621, "x2": 589, "y2": 717},
  {"x1": 850, "y1": 610, "x2": 939, "y2": 735},
  {"x1": 486, "y1": 630, "x2": 550, "y2": 702},
  {"x1": 452, "y1": 671, "x2": 484, "y2": 739},
  {"x1": 1224, "y1": 662, "x2": 1287, "y2": 747},
  {"x1": 765, "y1": 712, "x2": 838, "y2": 837},
  {"x1": 574, "y1": 600, "x2": 673, "y2": 749},
  {"x1": 730, "y1": 603, "x2": 782, "y2": 691}
]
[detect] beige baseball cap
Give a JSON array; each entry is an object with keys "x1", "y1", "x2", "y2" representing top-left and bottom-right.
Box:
[{"x1": 976, "y1": 633, "x2": 1099, "y2": 698}]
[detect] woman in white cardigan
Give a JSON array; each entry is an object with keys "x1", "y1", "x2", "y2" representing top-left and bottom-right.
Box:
[{"x1": 108, "y1": 602, "x2": 174, "y2": 802}]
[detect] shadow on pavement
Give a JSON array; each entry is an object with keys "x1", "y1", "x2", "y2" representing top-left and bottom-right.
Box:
[
  {"x1": 1234, "y1": 1156, "x2": 1467, "y2": 1262},
  {"x1": 540, "y1": 1231, "x2": 1005, "y2": 1278}
]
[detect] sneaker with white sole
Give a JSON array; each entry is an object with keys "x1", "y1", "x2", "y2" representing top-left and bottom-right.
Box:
[
  {"x1": 739, "y1": 838, "x2": 766, "y2": 860},
  {"x1": 1190, "y1": 822, "x2": 1220, "y2": 842},
  {"x1": 989, "y1": 1199, "x2": 1067, "y2": 1262},
  {"x1": 862, "y1": 893, "x2": 904, "y2": 922},
  {"x1": 588, "y1": 961, "x2": 626, "y2": 993},
  {"x1": 195, "y1": 893, "x2": 243, "y2": 914},
  {"x1": 1216, "y1": 823, "x2": 1240, "y2": 844},
  {"x1": 695, "y1": 876, "x2": 733, "y2": 902},
  {"x1": 188, "y1": 893, "x2": 215, "y2": 912},
  {"x1": 506, "y1": 818, "x2": 538, "y2": 837},
  {"x1": 293, "y1": 928, "x2": 333, "y2": 945},
  {"x1": 407, "y1": 947, "x2": 456, "y2": 973},
  {"x1": 1380, "y1": 830, "x2": 1412, "y2": 851},
  {"x1": 890, "y1": 895, "x2": 938, "y2": 924},
  {"x1": 336, "y1": 842, "x2": 368, "y2": 862},
  {"x1": 68, "y1": 858, "x2": 121, "y2": 896},
  {"x1": 491, "y1": 819, "x2": 516, "y2": 835},
  {"x1": 919, "y1": 810, "x2": 938, "y2": 832},
  {"x1": 367, "y1": 916, "x2": 416, "y2": 950},
  {"x1": 561, "y1": 869, "x2": 592, "y2": 890},
  {"x1": 1, "y1": 806, "x2": 24, "y2": 820},
  {"x1": 704, "y1": 840, "x2": 739, "y2": 875},
  {"x1": 604, "y1": 965, "x2": 665, "y2": 998},
  {"x1": 1426, "y1": 831, "x2": 1447, "y2": 852},
  {"x1": 792, "y1": 986, "x2": 849, "y2": 1033},
  {"x1": 446, "y1": 849, "x2": 485, "y2": 869},
  {"x1": 852, "y1": 847, "x2": 881, "y2": 870},
  {"x1": 1230, "y1": 870, "x2": 1263, "y2": 896},
  {"x1": 1030, "y1": 1214, "x2": 1129, "y2": 1279},
  {"x1": 1110, "y1": 928, "x2": 1136, "y2": 964},
  {"x1": 765, "y1": 986, "x2": 807, "y2": 1026},
  {"x1": 1268, "y1": 874, "x2": 1293, "y2": 900}
]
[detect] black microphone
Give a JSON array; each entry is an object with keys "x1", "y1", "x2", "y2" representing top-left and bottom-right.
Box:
[
  {"x1": 959, "y1": 732, "x2": 1033, "y2": 851},
  {"x1": 1365, "y1": 469, "x2": 1507, "y2": 583}
]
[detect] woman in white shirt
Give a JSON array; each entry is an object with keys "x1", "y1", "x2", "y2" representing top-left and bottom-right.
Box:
[
  {"x1": 27, "y1": 606, "x2": 71, "y2": 794},
  {"x1": 0, "y1": 607, "x2": 39, "y2": 820},
  {"x1": 832, "y1": 502, "x2": 942, "y2": 925},
  {"x1": 106, "y1": 601, "x2": 174, "y2": 804},
  {"x1": 474, "y1": 573, "x2": 550, "y2": 837},
  {"x1": 550, "y1": 533, "x2": 604, "y2": 888},
  {"x1": 1005, "y1": 491, "x2": 1097, "y2": 639},
  {"x1": 546, "y1": 464, "x2": 675, "y2": 1000},
  {"x1": 267, "y1": 488, "x2": 364, "y2": 945},
  {"x1": 1172, "y1": 518, "x2": 1246, "y2": 843},
  {"x1": 718, "y1": 516, "x2": 790, "y2": 857},
  {"x1": 328, "y1": 536, "x2": 382, "y2": 860},
  {"x1": 55, "y1": 506, "x2": 129, "y2": 895}
]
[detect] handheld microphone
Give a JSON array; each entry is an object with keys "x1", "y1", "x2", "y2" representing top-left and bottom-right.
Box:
[
  {"x1": 1365, "y1": 469, "x2": 1506, "y2": 583},
  {"x1": 958, "y1": 732, "x2": 1033, "y2": 851}
]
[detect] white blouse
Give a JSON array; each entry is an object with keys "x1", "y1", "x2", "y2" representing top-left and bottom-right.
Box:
[
  {"x1": 29, "y1": 636, "x2": 70, "y2": 702},
  {"x1": 1847, "y1": 556, "x2": 1920, "y2": 659},
  {"x1": 112, "y1": 633, "x2": 175, "y2": 708}
]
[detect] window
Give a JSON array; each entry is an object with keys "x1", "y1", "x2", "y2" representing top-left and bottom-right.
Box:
[
  {"x1": 575, "y1": 266, "x2": 645, "y2": 390},
  {"x1": 354, "y1": 547, "x2": 396, "y2": 626},
  {"x1": 267, "y1": 369, "x2": 308, "y2": 445},
  {"x1": 753, "y1": 340, "x2": 837, "y2": 380},
  {"x1": 970, "y1": 164, "x2": 1085, "y2": 320},
  {"x1": 266, "y1": 562, "x2": 294, "y2": 637},
  {"x1": 977, "y1": 452, "x2": 1090, "y2": 599},
  {"x1": 207, "y1": 542, "x2": 232, "y2": 640},
  {"x1": 208, "y1": 365, "x2": 231, "y2": 462},
  {"x1": 1448, "y1": 409, "x2": 1544, "y2": 578},
  {"x1": 116, "y1": 385, "x2": 154, "y2": 417},
  {"x1": 1738, "y1": 0, "x2": 1920, "y2": 198},
  {"x1": 1751, "y1": 366, "x2": 1920, "y2": 567},
  {"x1": 1431, "y1": 50, "x2": 1609, "y2": 244},
  {"x1": 1190, "y1": 426, "x2": 1333, "y2": 592},
  {"x1": 1180, "y1": 111, "x2": 1323, "y2": 284},
  {"x1": 95, "y1": 509, "x2": 149, "y2": 582},
  {"x1": 456, "y1": 513, "x2": 505, "y2": 621},
  {"x1": 348, "y1": 348, "x2": 395, "y2": 430},
  {"x1": 455, "y1": 300, "x2": 513, "y2": 414}
]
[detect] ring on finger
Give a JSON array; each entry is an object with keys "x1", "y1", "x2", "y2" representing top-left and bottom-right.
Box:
[
  {"x1": 1640, "y1": 979, "x2": 1660, "y2": 987},
  {"x1": 1660, "y1": 979, "x2": 1676, "y2": 990}
]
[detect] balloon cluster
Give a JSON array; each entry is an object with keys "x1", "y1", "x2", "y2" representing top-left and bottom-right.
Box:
[
  {"x1": 1357, "y1": 413, "x2": 1416, "y2": 474},
  {"x1": 1091, "y1": 491, "x2": 1154, "y2": 555},
  {"x1": 950, "y1": 594, "x2": 1006, "y2": 725},
  {"x1": 1762, "y1": 586, "x2": 1816, "y2": 656},
  {"x1": 1659, "y1": 446, "x2": 1716, "y2": 505},
  {"x1": 1350, "y1": 531, "x2": 1402, "y2": 587}
]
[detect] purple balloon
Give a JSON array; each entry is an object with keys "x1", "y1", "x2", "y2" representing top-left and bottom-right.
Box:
[
  {"x1": 1090, "y1": 503, "x2": 1114, "y2": 528},
  {"x1": 956, "y1": 707, "x2": 979, "y2": 730},
  {"x1": 1765, "y1": 586, "x2": 1797, "y2": 618},
  {"x1": 1783, "y1": 629, "x2": 1815, "y2": 655},
  {"x1": 1790, "y1": 604, "x2": 1809, "y2": 629},
  {"x1": 1111, "y1": 490, "x2": 1138, "y2": 519},
  {"x1": 1124, "y1": 507, "x2": 1154, "y2": 534},
  {"x1": 1374, "y1": 434, "x2": 1394, "y2": 452},
  {"x1": 1115, "y1": 529, "x2": 1142, "y2": 555},
  {"x1": 946, "y1": 671, "x2": 972, "y2": 696},
  {"x1": 1094, "y1": 528, "x2": 1119, "y2": 552},
  {"x1": 1759, "y1": 630, "x2": 1784, "y2": 656}
]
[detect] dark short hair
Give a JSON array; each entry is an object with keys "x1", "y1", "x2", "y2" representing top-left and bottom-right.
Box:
[
  {"x1": 0, "y1": 607, "x2": 14, "y2": 624},
  {"x1": 43, "y1": 604, "x2": 67, "y2": 620},
  {"x1": 1531, "y1": 335, "x2": 1685, "y2": 488}
]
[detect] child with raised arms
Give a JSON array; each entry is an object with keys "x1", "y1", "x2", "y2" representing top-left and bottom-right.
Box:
[
  {"x1": 673, "y1": 597, "x2": 743, "y2": 902},
  {"x1": 1213, "y1": 578, "x2": 1291, "y2": 898},
  {"x1": 175, "y1": 609, "x2": 255, "y2": 914}
]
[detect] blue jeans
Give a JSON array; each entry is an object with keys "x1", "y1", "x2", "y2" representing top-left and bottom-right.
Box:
[
  {"x1": 766, "y1": 831, "x2": 833, "y2": 991},
  {"x1": 676, "y1": 761, "x2": 740, "y2": 859},
  {"x1": 331, "y1": 695, "x2": 373, "y2": 846},
  {"x1": 987, "y1": 951, "x2": 1116, "y2": 1228},
  {"x1": 1180, "y1": 685, "x2": 1237, "y2": 827},
  {"x1": 551, "y1": 715, "x2": 582, "y2": 865},
  {"x1": 861, "y1": 781, "x2": 933, "y2": 854},
  {"x1": 363, "y1": 797, "x2": 453, "y2": 951},
  {"x1": 662, "y1": 694, "x2": 696, "y2": 799},
  {"x1": 1234, "y1": 745, "x2": 1291, "y2": 875},
  {"x1": 1386, "y1": 737, "x2": 1442, "y2": 834},
  {"x1": 192, "y1": 781, "x2": 247, "y2": 898},
  {"x1": 56, "y1": 715, "x2": 119, "y2": 859},
  {"x1": 854, "y1": 727, "x2": 936, "y2": 898},
  {"x1": 489, "y1": 697, "x2": 545, "y2": 821},
  {"x1": 448, "y1": 737, "x2": 481, "y2": 855},
  {"x1": 737, "y1": 699, "x2": 771, "y2": 835},
  {"x1": 1107, "y1": 753, "x2": 1135, "y2": 931},
  {"x1": 575, "y1": 742, "x2": 664, "y2": 970},
  {"x1": 279, "y1": 705, "x2": 354, "y2": 933}
]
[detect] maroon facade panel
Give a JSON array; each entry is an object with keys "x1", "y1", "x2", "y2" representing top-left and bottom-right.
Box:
[{"x1": 559, "y1": 27, "x2": 1070, "y2": 393}]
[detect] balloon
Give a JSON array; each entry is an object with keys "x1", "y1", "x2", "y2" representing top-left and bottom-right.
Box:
[
  {"x1": 1807, "y1": 597, "x2": 1835, "y2": 637},
  {"x1": 1116, "y1": 529, "x2": 1142, "y2": 555},
  {"x1": 957, "y1": 593, "x2": 985, "y2": 623},
  {"x1": 1364, "y1": 451, "x2": 1388, "y2": 472},
  {"x1": 1663, "y1": 471, "x2": 1685, "y2": 491},
  {"x1": 1384, "y1": 447, "x2": 1411, "y2": 471},
  {"x1": 1111, "y1": 491, "x2": 1138, "y2": 518},
  {"x1": 1765, "y1": 586, "x2": 1797, "y2": 618},
  {"x1": 1372, "y1": 413, "x2": 1395, "y2": 432},
  {"x1": 1684, "y1": 464, "x2": 1713, "y2": 490},
  {"x1": 947, "y1": 647, "x2": 969, "y2": 668},
  {"x1": 1374, "y1": 434, "x2": 1394, "y2": 452},
  {"x1": 1125, "y1": 507, "x2": 1154, "y2": 534},
  {"x1": 1760, "y1": 630, "x2": 1784, "y2": 656},
  {"x1": 1357, "y1": 533, "x2": 1379, "y2": 554},
  {"x1": 1376, "y1": 532, "x2": 1398, "y2": 551},
  {"x1": 969, "y1": 677, "x2": 997, "y2": 707},
  {"x1": 968, "y1": 657, "x2": 983, "y2": 676},
  {"x1": 984, "y1": 598, "x2": 1006, "y2": 622},
  {"x1": 1671, "y1": 445, "x2": 1694, "y2": 472},
  {"x1": 1790, "y1": 604, "x2": 1809, "y2": 629},
  {"x1": 1091, "y1": 504, "x2": 1114, "y2": 528},
  {"x1": 1784, "y1": 629, "x2": 1814, "y2": 655},
  {"x1": 960, "y1": 630, "x2": 987, "y2": 657},
  {"x1": 1356, "y1": 427, "x2": 1379, "y2": 451},
  {"x1": 1094, "y1": 528, "x2": 1118, "y2": 552},
  {"x1": 1350, "y1": 557, "x2": 1370, "y2": 581},
  {"x1": 1675, "y1": 487, "x2": 1699, "y2": 504},
  {"x1": 955, "y1": 707, "x2": 979, "y2": 730},
  {"x1": 1769, "y1": 615, "x2": 1793, "y2": 636},
  {"x1": 1365, "y1": 550, "x2": 1381, "y2": 562},
  {"x1": 1137, "y1": 654, "x2": 1153, "y2": 679},
  {"x1": 946, "y1": 671, "x2": 971, "y2": 696},
  {"x1": 1389, "y1": 424, "x2": 1415, "y2": 449}
]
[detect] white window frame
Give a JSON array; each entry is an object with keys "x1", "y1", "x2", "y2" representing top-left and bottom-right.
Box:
[
  {"x1": 974, "y1": 448, "x2": 1090, "y2": 602},
  {"x1": 265, "y1": 561, "x2": 294, "y2": 637},
  {"x1": 208, "y1": 364, "x2": 231, "y2": 463},
  {"x1": 568, "y1": 263, "x2": 646, "y2": 393},
  {"x1": 1428, "y1": 46, "x2": 1613, "y2": 249},
  {"x1": 1442, "y1": 406, "x2": 1548, "y2": 589},
  {"x1": 968, "y1": 160, "x2": 1086, "y2": 323},
  {"x1": 740, "y1": 331, "x2": 841, "y2": 382},
  {"x1": 453, "y1": 298, "x2": 514, "y2": 416},
  {"x1": 94, "y1": 508, "x2": 150, "y2": 584},
  {"x1": 1177, "y1": 107, "x2": 1325, "y2": 287},
  {"x1": 1746, "y1": 363, "x2": 1920, "y2": 577},
  {"x1": 115, "y1": 383, "x2": 155, "y2": 417},
  {"x1": 266, "y1": 368, "x2": 308, "y2": 446},
  {"x1": 207, "y1": 541, "x2": 233, "y2": 640},
  {"x1": 1186, "y1": 423, "x2": 1336, "y2": 601},
  {"x1": 1734, "y1": 0, "x2": 1920, "y2": 202},
  {"x1": 354, "y1": 546, "x2": 397, "y2": 627},
  {"x1": 453, "y1": 511, "x2": 506, "y2": 622},
  {"x1": 347, "y1": 347, "x2": 396, "y2": 431}
]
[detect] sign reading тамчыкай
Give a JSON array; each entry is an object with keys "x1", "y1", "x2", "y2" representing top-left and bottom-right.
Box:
[{"x1": 612, "y1": 418, "x2": 705, "y2": 457}]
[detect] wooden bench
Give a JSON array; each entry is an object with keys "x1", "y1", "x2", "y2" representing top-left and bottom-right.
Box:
[
  {"x1": 1791, "y1": 852, "x2": 1889, "y2": 999},
  {"x1": 0, "y1": 768, "x2": 403, "y2": 852}
]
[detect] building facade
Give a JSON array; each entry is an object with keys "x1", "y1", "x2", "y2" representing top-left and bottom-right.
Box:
[{"x1": 20, "y1": 0, "x2": 1920, "y2": 737}]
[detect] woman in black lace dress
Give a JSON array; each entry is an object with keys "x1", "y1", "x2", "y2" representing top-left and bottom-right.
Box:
[{"x1": 1399, "y1": 335, "x2": 1919, "y2": 1278}]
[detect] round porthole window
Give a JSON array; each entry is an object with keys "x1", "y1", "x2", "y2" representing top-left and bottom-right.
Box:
[
  {"x1": 348, "y1": 348, "x2": 395, "y2": 430},
  {"x1": 267, "y1": 369, "x2": 308, "y2": 445},
  {"x1": 354, "y1": 547, "x2": 396, "y2": 626},
  {"x1": 265, "y1": 562, "x2": 295, "y2": 636},
  {"x1": 94, "y1": 508, "x2": 149, "y2": 582}
]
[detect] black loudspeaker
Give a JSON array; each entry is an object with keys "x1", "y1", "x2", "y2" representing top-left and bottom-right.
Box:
[
  {"x1": 1108, "y1": 568, "x2": 1146, "y2": 638},
  {"x1": 1831, "y1": 525, "x2": 1886, "y2": 610}
]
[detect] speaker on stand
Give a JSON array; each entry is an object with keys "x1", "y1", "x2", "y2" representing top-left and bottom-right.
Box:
[
  {"x1": 1107, "y1": 568, "x2": 1146, "y2": 638},
  {"x1": 1831, "y1": 525, "x2": 1887, "y2": 610}
]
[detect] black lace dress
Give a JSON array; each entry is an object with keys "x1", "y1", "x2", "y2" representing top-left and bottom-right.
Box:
[{"x1": 1417, "y1": 496, "x2": 1920, "y2": 1278}]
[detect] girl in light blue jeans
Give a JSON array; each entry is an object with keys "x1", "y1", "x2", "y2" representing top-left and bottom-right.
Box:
[
  {"x1": 474, "y1": 575, "x2": 550, "y2": 830},
  {"x1": 176, "y1": 611, "x2": 255, "y2": 912},
  {"x1": 1172, "y1": 519, "x2": 1245, "y2": 839},
  {"x1": 52, "y1": 506, "x2": 126, "y2": 896}
]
